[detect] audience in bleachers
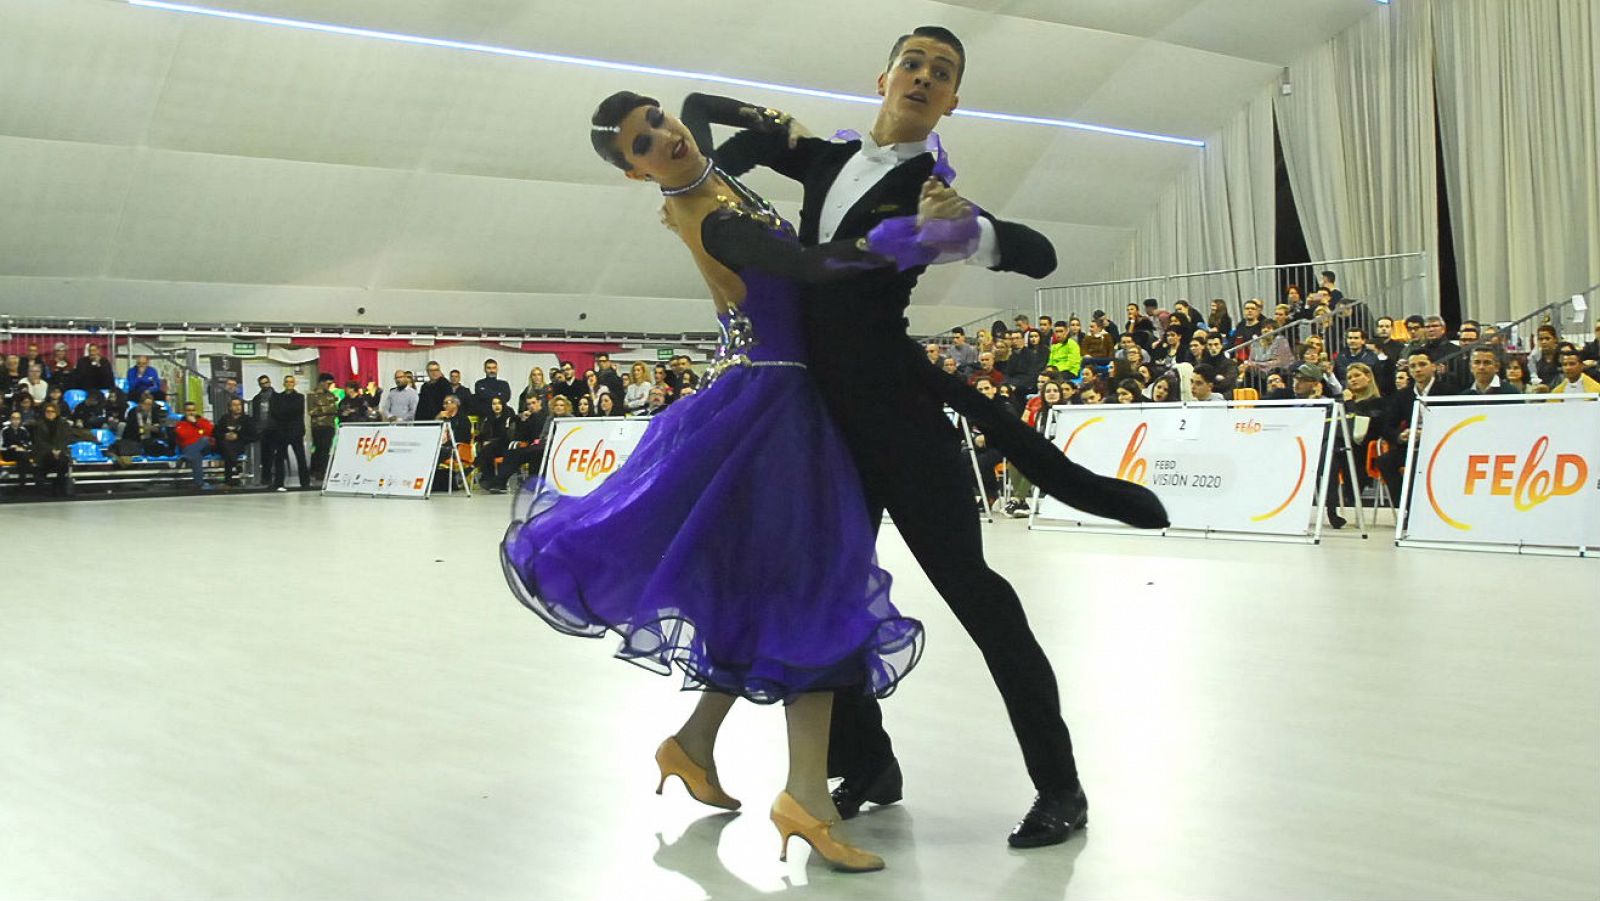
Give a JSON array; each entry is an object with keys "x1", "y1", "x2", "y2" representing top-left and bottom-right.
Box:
[
  {"x1": 920, "y1": 278, "x2": 1596, "y2": 520},
  {"x1": 3, "y1": 278, "x2": 1596, "y2": 504}
]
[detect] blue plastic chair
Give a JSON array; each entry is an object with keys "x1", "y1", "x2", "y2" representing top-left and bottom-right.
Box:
[
  {"x1": 70, "y1": 442, "x2": 108, "y2": 464},
  {"x1": 91, "y1": 428, "x2": 116, "y2": 447},
  {"x1": 62, "y1": 389, "x2": 88, "y2": 411}
]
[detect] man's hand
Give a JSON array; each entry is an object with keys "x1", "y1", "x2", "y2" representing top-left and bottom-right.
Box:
[{"x1": 917, "y1": 178, "x2": 973, "y2": 228}]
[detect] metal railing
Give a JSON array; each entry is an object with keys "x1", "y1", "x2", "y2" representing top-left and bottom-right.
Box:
[
  {"x1": 918, "y1": 309, "x2": 1028, "y2": 344},
  {"x1": 1035, "y1": 252, "x2": 1431, "y2": 329},
  {"x1": 1428, "y1": 283, "x2": 1599, "y2": 384}
]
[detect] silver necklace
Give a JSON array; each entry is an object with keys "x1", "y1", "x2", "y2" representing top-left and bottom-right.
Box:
[{"x1": 659, "y1": 158, "x2": 715, "y2": 197}]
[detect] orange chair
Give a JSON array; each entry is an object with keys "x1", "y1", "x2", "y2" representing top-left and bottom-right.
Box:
[
  {"x1": 1232, "y1": 387, "x2": 1259, "y2": 407},
  {"x1": 1364, "y1": 439, "x2": 1394, "y2": 513}
]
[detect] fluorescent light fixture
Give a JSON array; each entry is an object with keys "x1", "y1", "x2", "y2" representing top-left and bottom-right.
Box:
[{"x1": 127, "y1": 0, "x2": 1206, "y2": 148}]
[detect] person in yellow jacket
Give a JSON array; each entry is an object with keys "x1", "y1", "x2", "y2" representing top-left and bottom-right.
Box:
[
  {"x1": 1045, "y1": 321, "x2": 1081, "y2": 378},
  {"x1": 1551, "y1": 349, "x2": 1600, "y2": 395}
]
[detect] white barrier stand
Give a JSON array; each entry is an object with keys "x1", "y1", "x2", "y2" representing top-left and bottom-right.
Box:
[
  {"x1": 537, "y1": 416, "x2": 653, "y2": 497},
  {"x1": 949, "y1": 407, "x2": 994, "y2": 524},
  {"x1": 1031, "y1": 399, "x2": 1360, "y2": 544},
  {"x1": 1396, "y1": 393, "x2": 1600, "y2": 558},
  {"x1": 321, "y1": 421, "x2": 457, "y2": 499}
]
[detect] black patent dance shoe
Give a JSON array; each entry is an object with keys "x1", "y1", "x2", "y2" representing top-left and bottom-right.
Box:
[
  {"x1": 1008, "y1": 785, "x2": 1088, "y2": 849},
  {"x1": 830, "y1": 759, "x2": 904, "y2": 821}
]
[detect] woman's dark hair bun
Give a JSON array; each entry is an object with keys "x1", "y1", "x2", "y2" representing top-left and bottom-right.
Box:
[{"x1": 591, "y1": 91, "x2": 660, "y2": 171}]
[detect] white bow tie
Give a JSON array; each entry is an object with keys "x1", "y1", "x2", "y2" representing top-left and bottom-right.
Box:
[{"x1": 859, "y1": 141, "x2": 926, "y2": 165}]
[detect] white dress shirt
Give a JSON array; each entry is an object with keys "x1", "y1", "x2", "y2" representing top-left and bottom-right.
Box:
[{"x1": 818, "y1": 132, "x2": 999, "y2": 268}]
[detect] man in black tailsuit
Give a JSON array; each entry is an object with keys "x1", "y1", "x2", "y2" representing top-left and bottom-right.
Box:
[{"x1": 690, "y1": 26, "x2": 1166, "y2": 848}]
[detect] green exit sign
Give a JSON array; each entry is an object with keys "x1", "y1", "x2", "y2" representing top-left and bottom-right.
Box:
[
  {"x1": 232, "y1": 342, "x2": 257, "y2": 356},
  {"x1": 656, "y1": 348, "x2": 674, "y2": 360}
]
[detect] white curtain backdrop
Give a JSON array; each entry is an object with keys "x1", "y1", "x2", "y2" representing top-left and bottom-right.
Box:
[
  {"x1": 1434, "y1": 0, "x2": 1600, "y2": 324},
  {"x1": 1113, "y1": 84, "x2": 1277, "y2": 306},
  {"x1": 1274, "y1": 0, "x2": 1439, "y2": 314}
]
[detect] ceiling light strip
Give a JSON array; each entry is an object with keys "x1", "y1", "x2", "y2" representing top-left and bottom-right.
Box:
[{"x1": 127, "y1": 0, "x2": 1206, "y2": 148}]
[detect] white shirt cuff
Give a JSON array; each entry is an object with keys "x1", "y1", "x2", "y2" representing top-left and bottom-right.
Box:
[{"x1": 965, "y1": 217, "x2": 1001, "y2": 268}]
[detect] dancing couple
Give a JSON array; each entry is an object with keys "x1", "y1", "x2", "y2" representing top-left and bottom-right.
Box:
[{"x1": 502, "y1": 26, "x2": 1167, "y2": 873}]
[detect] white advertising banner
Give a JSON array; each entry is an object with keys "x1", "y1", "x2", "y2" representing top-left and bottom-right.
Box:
[
  {"x1": 1034, "y1": 400, "x2": 1336, "y2": 539},
  {"x1": 539, "y1": 416, "x2": 653, "y2": 498},
  {"x1": 322, "y1": 422, "x2": 448, "y2": 499},
  {"x1": 1399, "y1": 395, "x2": 1600, "y2": 555}
]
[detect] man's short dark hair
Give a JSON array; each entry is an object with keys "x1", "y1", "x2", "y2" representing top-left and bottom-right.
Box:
[
  {"x1": 973, "y1": 377, "x2": 993, "y2": 389},
  {"x1": 950, "y1": 326, "x2": 965, "y2": 336},
  {"x1": 1143, "y1": 298, "x2": 1159, "y2": 309},
  {"x1": 484, "y1": 358, "x2": 498, "y2": 365},
  {"x1": 1461, "y1": 320, "x2": 1480, "y2": 331},
  {"x1": 1321, "y1": 270, "x2": 1337, "y2": 282},
  {"x1": 318, "y1": 373, "x2": 334, "y2": 383},
  {"x1": 1193, "y1": 363, "x2": 1216, "y2": 382},
  {"x1": 887, "y1": 26, "x2": 966, "y2": 86},
  {"x1": 1346, "y1": 328, "x2": 1366, "y2": 340}
]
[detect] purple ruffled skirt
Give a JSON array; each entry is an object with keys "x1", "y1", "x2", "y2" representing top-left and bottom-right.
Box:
[{"x1": 501, "y1": 365, "x2": 923, "y2": 704}]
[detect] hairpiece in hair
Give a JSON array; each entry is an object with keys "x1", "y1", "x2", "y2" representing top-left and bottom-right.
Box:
[{"x1": 591, "y1": 124, "x2": 621, "y2": 134}]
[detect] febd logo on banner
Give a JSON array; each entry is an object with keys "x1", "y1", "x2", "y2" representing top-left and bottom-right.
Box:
[
  {"x1": 323, "y1": 422, "x2": 448, "y2": 499},
  {"x1": 355, "y1": 434, "x2": 389, "y2": 461},
  {"x1": 551, "y1": 428, "x2": 620, "y2": 492},
  {"x1": 1403, "y1": 399, "x2": 1600, "y2": 550},
  {"x1": 1062, "y1": 414, "x2": 1308, "y2": 524},
  {"x1": 1038, "y1": 402, "x2": 1330, "y2": 538},
  {"x1": 1422, "y1": 418, "x2": 1590, "y2": 532},
  {"x1": 542, "y1": 418, "x2": 652, "y2": 498}
]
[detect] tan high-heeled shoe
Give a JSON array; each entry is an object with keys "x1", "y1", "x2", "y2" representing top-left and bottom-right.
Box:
[
  {"x1": 654, "y1": 737, "x2": 741, "y2": 811},
  {"x1": 770, "y1": 791, "x2": 885, "y2": 873}
]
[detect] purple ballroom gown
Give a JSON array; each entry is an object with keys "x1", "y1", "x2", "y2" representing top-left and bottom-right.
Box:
[{"x1": 502, "y1": 201, "x2": 925, "y2": 704}]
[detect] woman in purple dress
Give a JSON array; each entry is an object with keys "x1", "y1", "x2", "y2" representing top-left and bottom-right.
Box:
[{"x1": 502, "y1": 92, "x2": 978, "y2": 872}]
